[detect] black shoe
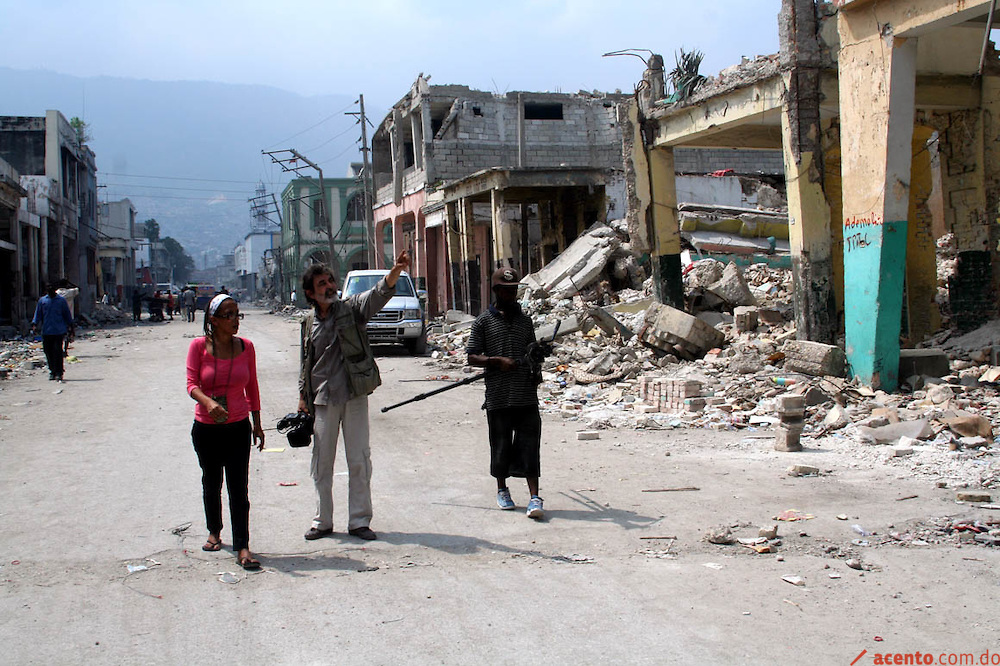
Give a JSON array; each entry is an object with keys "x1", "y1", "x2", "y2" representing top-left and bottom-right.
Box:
[
  {"x1": 48, "y1": 373, "x2": 55, "y2": 381},
  {"x1": 304, "y1": 527, "x2": 333, "y2": 541},
  {"x1": 348, "y1": 526, "x2": 377, "y2": 541}
]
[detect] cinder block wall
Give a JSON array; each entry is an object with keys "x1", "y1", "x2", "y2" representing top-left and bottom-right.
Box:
[
  {"x1": 431, "y1": 95, "x2": 623, "y2": 182},
  {"x1": 674, "y1": 148, "x2": 785, "y2": 176}
]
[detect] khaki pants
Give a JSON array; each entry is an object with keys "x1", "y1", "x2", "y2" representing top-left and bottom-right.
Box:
[{"x1": 310, "y1": 395, "x2": 372, "y2": 531}]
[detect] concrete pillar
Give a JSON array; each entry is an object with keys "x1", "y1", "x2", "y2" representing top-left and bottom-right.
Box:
[
  {"x1": 373, "y1": 219, "x2": 391, "y2": 269},
  {"x1": 982, "y1": 75, "x2": 1000, "y2": 314},
  {"x1": 410, "y1": 110, "x2": 423, "y2": 171},
  {"x1": 459, "y1": 197, "x2": 478, "y2": 312},
  {"x1": 648, "y1": 146, "x2": 684, "y2": 309},
  {"x1": 780, "y1": 75, "x2": 837, "y2": 343},
  {"x1": 491, "y1": 189, "x2": 515, "y2": 268},
  {"x1": 779, "y1": 0, "x2": 836, "y2": 343},
  {"x1": 391, "y1": 109, "x2": 403, "y2": 205},
  {"x1": 904, "y1": 126, "x2": 940, "y2": 343},
  {"x1": 517, "y1": 93, "x2": 526, "y2": 168},
  {"x1": 420, "y1": 98, "x2": 435, "y2": 183},
  {"x1": 822, "y1": 120, "x2": 846, "y2": 322},
  {"x1": 519, "y1": 202, "x2": 530, "y2": 275},
  {"x1": 414, "y1": 211, "x2": 427, "y2": 289},
  {"x1": 445, "y1": 201, "x2": 463, "y2": 310},
  {"x1": 838, "y1": 17, "x2": 918, "y2": 390}
]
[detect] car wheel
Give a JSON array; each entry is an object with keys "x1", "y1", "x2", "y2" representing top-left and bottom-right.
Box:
[{"x1": 407, "y1": 332, "x2": 428, "y2": 356}]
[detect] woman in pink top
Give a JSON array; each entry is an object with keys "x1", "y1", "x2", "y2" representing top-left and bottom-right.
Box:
[{"x1": 186, "y1": 294, "x2": 265, "y2": 570}]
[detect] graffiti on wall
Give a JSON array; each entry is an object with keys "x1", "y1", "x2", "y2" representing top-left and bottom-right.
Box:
[{"x1": 844, "y1": 212, "x2": 885, "y2": 253}]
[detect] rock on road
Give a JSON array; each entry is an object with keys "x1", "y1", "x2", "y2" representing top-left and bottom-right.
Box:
[{"x1": 0, "y1": 308, "x2": 997, "y2": 664}]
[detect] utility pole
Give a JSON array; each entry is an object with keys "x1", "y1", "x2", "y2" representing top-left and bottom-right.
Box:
[
  {"x1": 347, "y1": 95, "x2": 376, "y2": 268},
  {"x1": 262, "y1": 149, "x2": 334, "y2": 272},
  {"x1": 248, "y1": 183, "x2": 284, "y2": 301}
]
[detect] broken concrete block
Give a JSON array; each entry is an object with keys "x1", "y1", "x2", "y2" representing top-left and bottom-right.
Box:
[
  {"x1": 758, "y1": 525, "x2": 779, "y2": 539},
  {"x1": 892, "y1": 444, "x2": 915, "y2": 457},
  {"x1": 535, "y1": 314, "x2": 581, "y2": 341},
  {"x1": 707, "y1": 262, "x2": 757, "y2": 307},
  {"x1": 758, "y1": 308, "x2": 783, "y2": 325},
  {"x1": 822, "y1": 405, "x2": 850, "y2": 430},
  {"x1": 584, "y1": 351, "x2": 618, "y2": 377},
  {"x1": 871, "y1": 407, "x2": 900, "y2": 424},
  {"x1": 524, "y1": 224, "x2": 619, "y2": 298},
  {"x1": 783, "y1": 340, "x2": 847, "y2": 377},
  {"x1": 445, "y1": 309, "x2": 474, "y2": 324},
  {"x1": 705, "y1": 525, "x2": 735, "y2": 545},
  {"x1": 941, "y1": 414, "x2": 994, "y2": 442},
  {"x1": 695, "y1": 311, "x2": 733, "y2": 328},
  {"x1": 774, "y1": 428, "x2": 803, "y2": 452},
  {"x1": 576, "y1": 431, "x2": 600, "y2": 441},
  {"x1": 797, "y1": 386, "x2": 831, "y2": 406},
  {"x1": 686, "y1": 259, "x2": 725, "y2": 288},
  {"x1": 787, "y1": 464, "x2": 819, "y2": 476},
  {"x1": 856, "y1": 418, "x2": 934, "y2": 444},
  {"x1": 587, "y1": 306, "x2": 635, "y2": 341},
  {"x1": 980, "y1": 366, "x2": 1000, "y2": 383},
  {"x1": 957, "y1": 491, "x2": 992, "y2": 503},
  {"x1": 776, "y1": 395, "x2": 806, "y2": 412},
  {"x1": 642, "y1": 303, "x2": 726, "y2": 357},
  {"x1": 926, "y1": 383, "x2": 955, "y2": 404},
  {"x1": 733, "y1": 306, "x2": 759, "y2": 333},
  {"x1": 898, "y1": 348, "x2": 950, "y2": 379},
  {"x1": 684, "y1": 397, "x2": 706, "y2": 412}
]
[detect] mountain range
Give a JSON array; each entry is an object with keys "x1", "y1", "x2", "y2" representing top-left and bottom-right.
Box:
[{"x1": 0, "y1": 67, "x2": 374, "y2": 264}]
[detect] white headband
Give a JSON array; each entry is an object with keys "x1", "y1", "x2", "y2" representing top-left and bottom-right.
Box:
[{"x1": 207, "y1": 294, "x2": 233, "y2": 316}]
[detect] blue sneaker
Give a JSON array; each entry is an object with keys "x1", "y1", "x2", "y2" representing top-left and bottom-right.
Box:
[
  {"x1": 496, "y1": 488, "x2": 515, "y2": 510},
  {"x1": 526, "y1": 496, "x2": 544, "y2": 519}
]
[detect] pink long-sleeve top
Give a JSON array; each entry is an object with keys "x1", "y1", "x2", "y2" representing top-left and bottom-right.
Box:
[{"x1": 186, "y1": 337, "x2": 261, "y2": 425}]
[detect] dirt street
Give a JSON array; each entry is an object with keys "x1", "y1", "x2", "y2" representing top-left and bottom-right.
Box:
[{"x1": 1, "y1": 309, "x2": 998, "y2": 665}]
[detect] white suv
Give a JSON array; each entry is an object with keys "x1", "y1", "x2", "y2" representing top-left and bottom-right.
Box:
[{"x1": 342, "y1": 269, "x2": 427, "y2": 355}]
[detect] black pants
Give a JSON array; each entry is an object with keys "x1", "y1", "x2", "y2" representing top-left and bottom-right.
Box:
[
  {"x1": 191, "y1": 419, "x2": 251, "y2": 551},
  {"x1": 487, "y1": 406, "x2": 542, "y2": 479},
  {"x1": 42, "y1": 334, "x2": 65, "y2": 378}
]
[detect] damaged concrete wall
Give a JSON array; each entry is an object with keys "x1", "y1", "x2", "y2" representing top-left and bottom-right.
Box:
[{"x1": 430, "y1": 92, "x2": 624, "y2": 183}]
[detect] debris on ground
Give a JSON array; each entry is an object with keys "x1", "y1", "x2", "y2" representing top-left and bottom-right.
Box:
[{"x1": 422, "y1": 220, "x2": 999, "y2": 496}]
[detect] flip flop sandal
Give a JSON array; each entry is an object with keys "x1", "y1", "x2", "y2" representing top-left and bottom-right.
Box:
[
  {"x1": 238, "y1": 556, "x2": 261, "y2": 571},
  {"x1": 202, "y1": 538, "x2": 222, "y2": 552}
]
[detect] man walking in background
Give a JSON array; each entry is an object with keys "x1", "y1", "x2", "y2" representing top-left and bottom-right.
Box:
[{"x1": 32, "y1": 283, "x2": 75, "y2": 382}]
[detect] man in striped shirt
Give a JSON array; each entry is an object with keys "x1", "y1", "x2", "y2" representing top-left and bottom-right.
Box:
[{"x1": 466, "y1": 267, "x2": 544, "y2": 519}]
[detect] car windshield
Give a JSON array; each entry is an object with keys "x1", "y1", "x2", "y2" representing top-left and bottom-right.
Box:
[{"x1": 343, "y1": 274, "x2": 415, "y2": 298}]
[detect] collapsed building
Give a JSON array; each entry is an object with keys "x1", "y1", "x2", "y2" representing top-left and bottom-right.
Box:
[
  {"x1": 627, "y1": 0, "x2": 1000, "y2": 392},
  {"x1": 370, "y1": 77, "x2": 629, "y2": 317}
]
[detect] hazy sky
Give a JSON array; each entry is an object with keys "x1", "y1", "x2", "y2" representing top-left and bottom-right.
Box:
[{"x1": 1, "y1": 0, "x2": 782, "y2": 107}]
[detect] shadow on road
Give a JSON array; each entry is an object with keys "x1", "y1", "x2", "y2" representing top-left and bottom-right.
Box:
[{"x1": 258, "y1": 551, "x2": 369, "y2": 577}]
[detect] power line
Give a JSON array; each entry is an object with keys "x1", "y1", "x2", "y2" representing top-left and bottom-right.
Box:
[
  {"x1": 102, "y1": 192, "x2": 246, "y2": 201},
  {"x1": 102, "y1": 182, "x2": 256, "y2": 194},
  {"x1": 301, "y1": 122, "x2": 358, "y2": 154},
  {"x1": 101, "y1": 171, "x2": 261, "y2": 184},
  {"x1": 263, "y1": 99, "x2": 360, "y2": 150}
]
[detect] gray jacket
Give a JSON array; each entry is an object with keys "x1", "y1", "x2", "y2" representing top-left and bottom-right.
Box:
[{"x1": 299, "y1": 279, "x2": 394, "y2": 413}]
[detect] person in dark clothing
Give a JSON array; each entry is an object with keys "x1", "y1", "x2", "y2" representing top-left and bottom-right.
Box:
[
  {"x1": 466, "y1": 267, "x2": 544, "y2": 520},
  {"x1": 132, "y1": 290, "x2": 142, "y2": 322},
  {"x1": 31, "y1": 283, "x2": 75, "y2": 382}
]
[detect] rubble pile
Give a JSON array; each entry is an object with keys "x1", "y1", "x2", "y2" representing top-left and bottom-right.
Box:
[
  {"x1": 84, "y1": 303, "x2": 132, "y2": 326},
  {"x1": 935, "y1": 233, "x2": 957, "y2": 316},
  {"x1": 424, "y1": 225, "x2": 1000, "y2": 493},
  {"x1": 0, "y1": 339, "x2": 45, "y2": 379}
]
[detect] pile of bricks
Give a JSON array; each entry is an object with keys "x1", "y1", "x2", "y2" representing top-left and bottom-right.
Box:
[{"x1": 637, "y1": 376, "x2": 704, "y2": 413}]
